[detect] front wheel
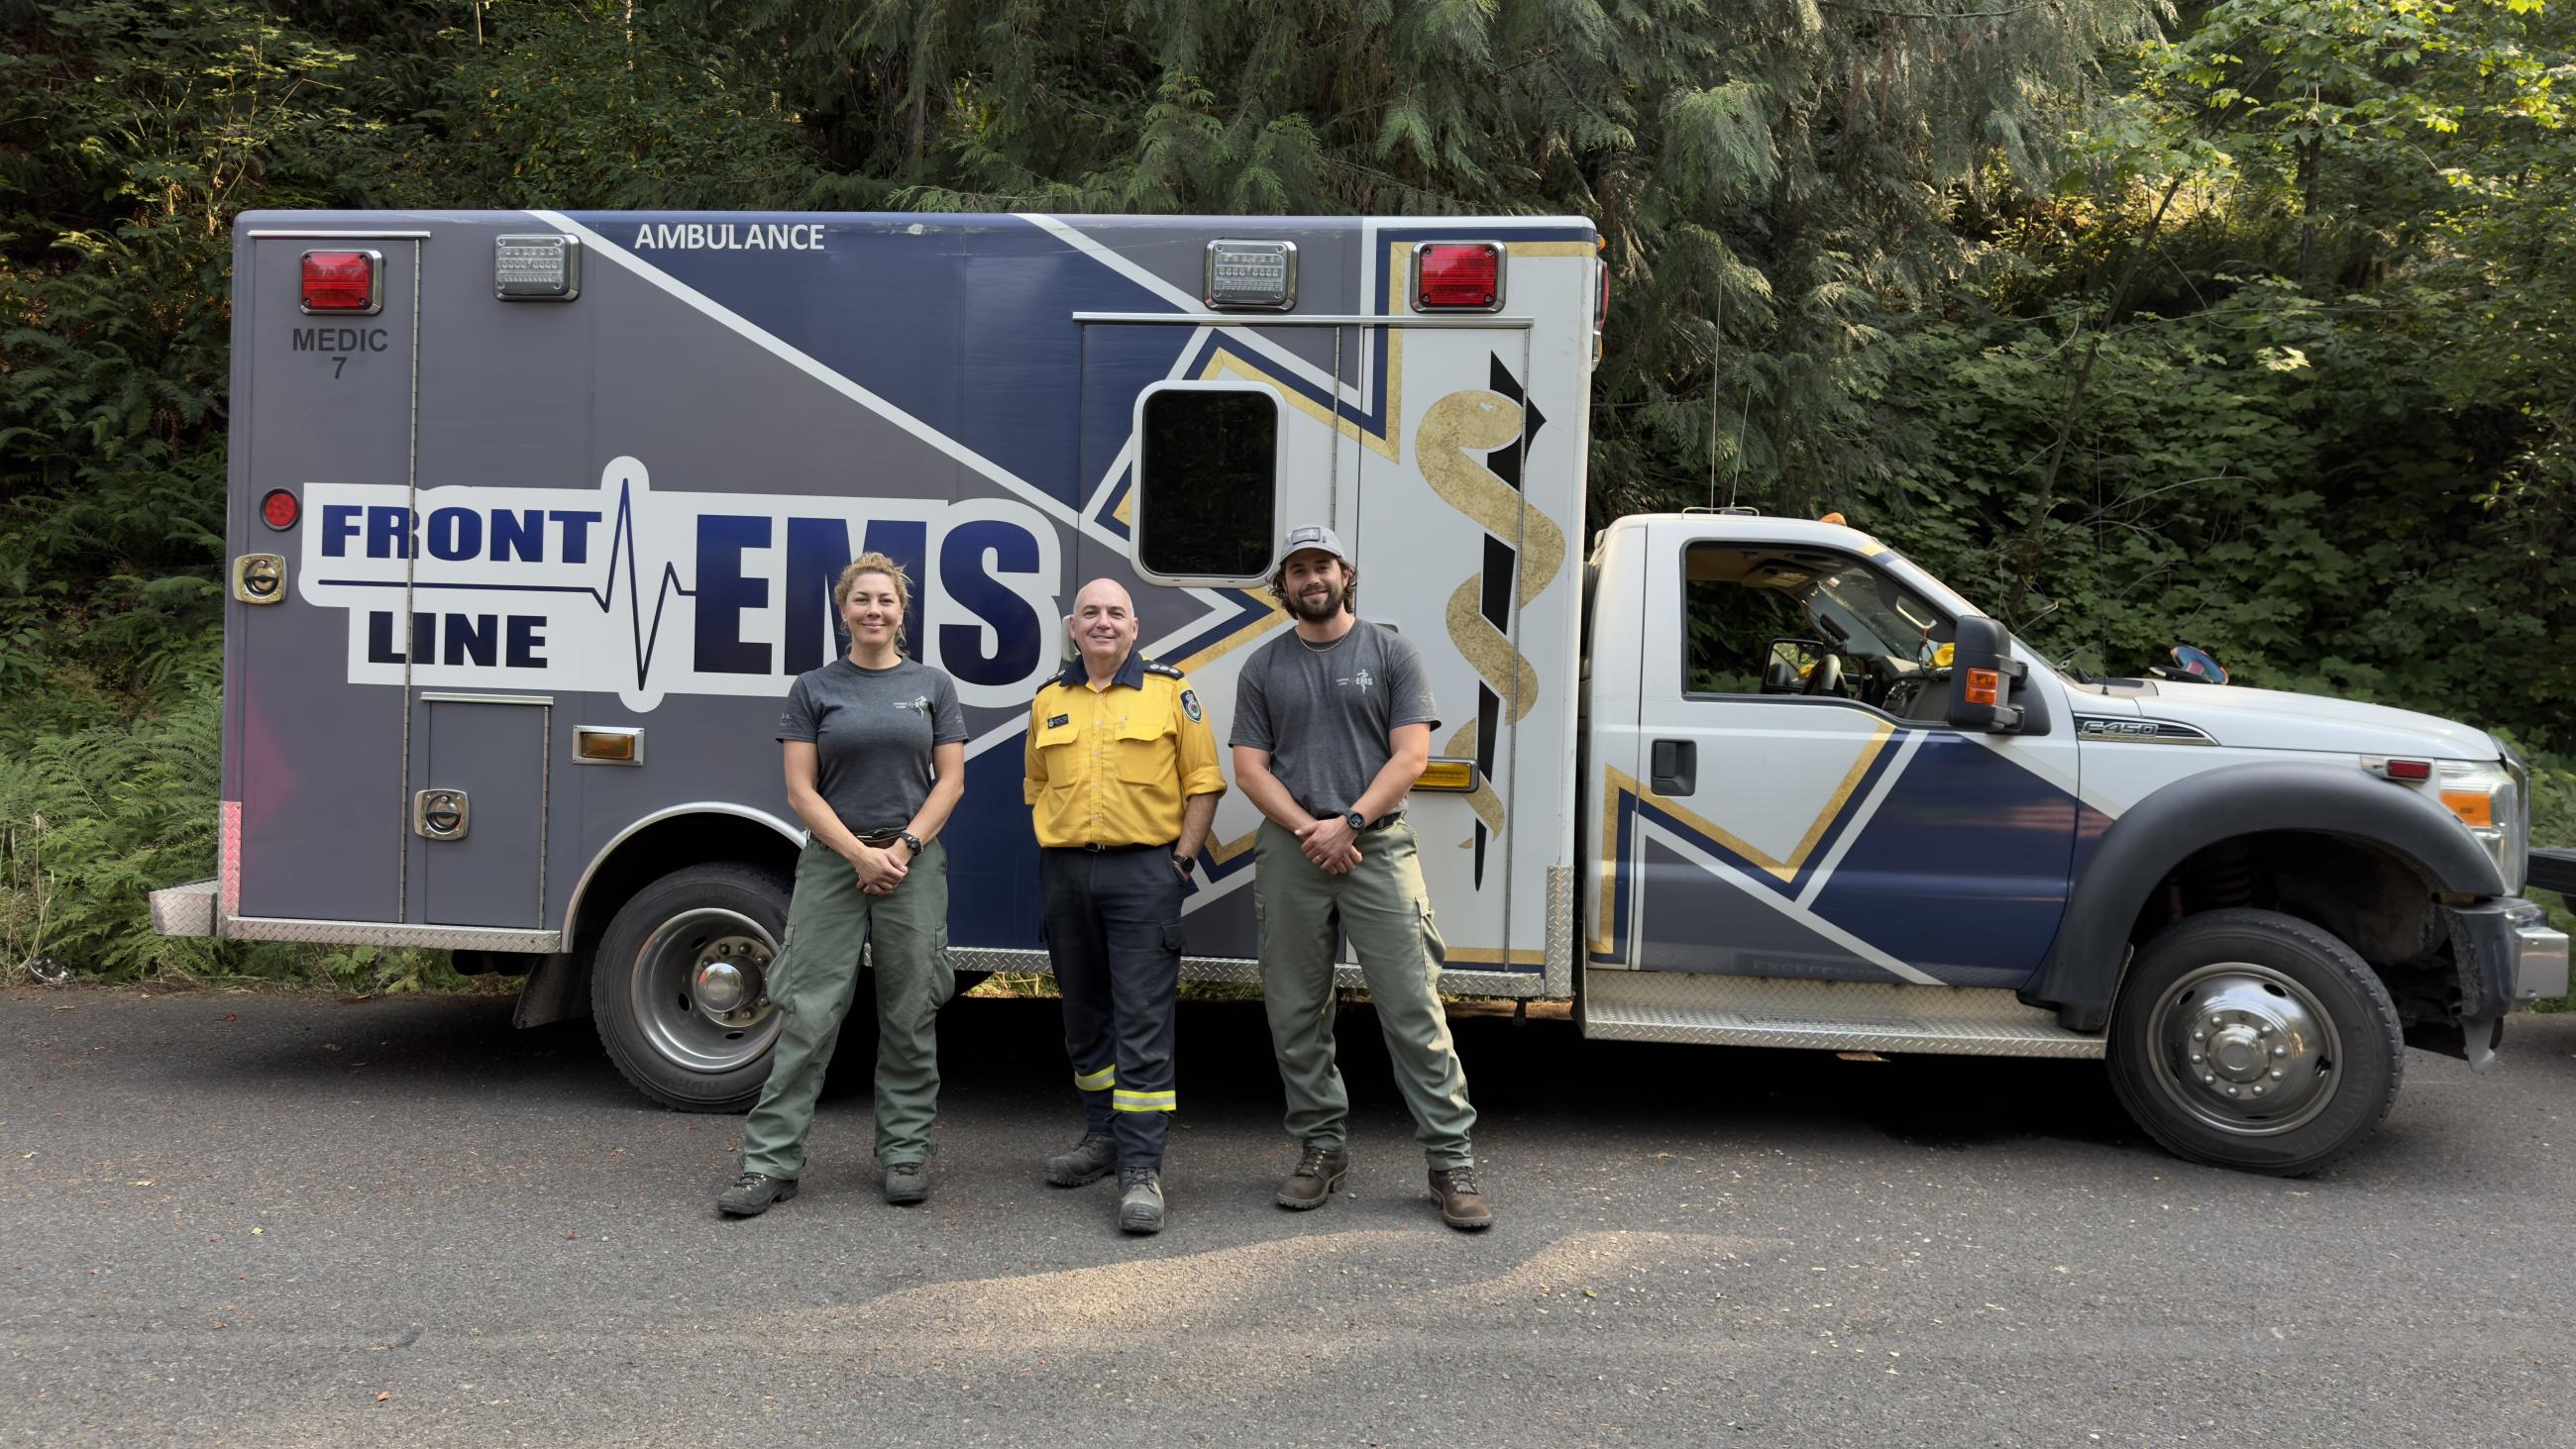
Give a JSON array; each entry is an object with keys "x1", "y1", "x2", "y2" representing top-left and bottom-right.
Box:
[
  {"x1": 590, "y1": 863, "x2": 790, "y2": 1112},
  {"x1": 2105, "y1": 908, "x2": 2403, "y2": 1177}
]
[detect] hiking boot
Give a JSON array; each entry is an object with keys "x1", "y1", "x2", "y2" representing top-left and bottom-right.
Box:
[
  {"x1": 716, "y1": 1172, "x2": 797, "y2": 1217},
  {"x1": 883, "y1": 1161, "x2": 929, "y2": 1206},
  {"x1": 1117, "y1": 1164, "x2": 1165, "y2": 1235},
  {"x1": 1274, "y1": 1143, "x2": 1348, "y2": 1210},
  {"x1": 1429, "y1": 1167, "x2": 1492, "y2": 1231},
  {"x1": 1044, "y1": 1130, "x2": 1118, "y2": 1188}
]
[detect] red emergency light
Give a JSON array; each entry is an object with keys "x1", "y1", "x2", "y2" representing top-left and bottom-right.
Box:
[
  {"x1": 300, "y1": 250, "x2": 379, "y2": 314},
  {"x1": 1414, "y1": 243, "x2": 1501, "y2": 310},
  {"x1": 259, "y1": 488, "x2": 300, "y2": 531}
]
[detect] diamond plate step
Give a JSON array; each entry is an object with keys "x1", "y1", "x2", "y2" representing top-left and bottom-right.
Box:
[
  {"x1": 149, "y1": 878, "x2": 216, "y2": 938},
  {"x1": 1583, "y1": 970, "x2": 2104, "y2": 1059}
]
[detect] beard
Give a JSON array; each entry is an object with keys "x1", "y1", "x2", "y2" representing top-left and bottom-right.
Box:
[{"x1": 1289, "y1": 578, "x2": 1346, "y2": 621}]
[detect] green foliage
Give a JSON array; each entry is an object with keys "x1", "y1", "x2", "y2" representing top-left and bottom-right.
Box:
[{"x1": 394, "y1": 3, "x2": 819, "y2": 209}]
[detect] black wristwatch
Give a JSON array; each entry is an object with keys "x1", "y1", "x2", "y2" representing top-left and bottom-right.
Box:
[
  {"x1": 1171, "y1": 854, "x2": 1196, "y2": 878},
  {"x1": 1344, "y1": 809, "x2": 1367, "y2": 832},
  {"x1": 897, "y1": 830, "x2": 922, "y2": 856}
]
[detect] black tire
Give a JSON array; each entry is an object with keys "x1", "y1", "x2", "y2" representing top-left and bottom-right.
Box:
[
  {"x1": 2105, "y1": 908, "x2": 2403, "y2": 1176},
  {"x1": 590, "y1": 863, "x2": 792, "y2": 1112}
]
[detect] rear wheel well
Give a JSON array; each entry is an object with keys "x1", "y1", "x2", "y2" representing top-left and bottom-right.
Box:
[
  {"x1": 566, "y1": 814, "x2": 799, "y2": 991},
  {"x1": 2127, "y1": 831, "x2": 2454, "y2": 1022}
]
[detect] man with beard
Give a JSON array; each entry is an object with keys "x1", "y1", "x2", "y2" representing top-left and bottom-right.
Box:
[
  {"x1": 1228, "y1": 525, "x2": 1491, "y2": 1230},
  {"x1": 1024, "y1": 577, "x2": 1225, "y2": 1234}
]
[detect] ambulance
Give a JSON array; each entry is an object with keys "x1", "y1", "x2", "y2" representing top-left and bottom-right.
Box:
[{"x1": 152, "y1": 210, "x2": 2566, "y2": 1175}]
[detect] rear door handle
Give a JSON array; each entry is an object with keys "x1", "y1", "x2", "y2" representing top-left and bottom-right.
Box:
[{"x1": 1651, "y1": 739, "x2": 1696, "y2": 796}]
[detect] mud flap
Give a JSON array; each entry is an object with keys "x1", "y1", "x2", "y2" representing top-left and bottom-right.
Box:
[
  {"x1": 2403, "y1": 1014, "x2": 2504, "y2": 1073},
  {"x1": 510, "y1": 951, "x2": 587, "y2": 1029}
]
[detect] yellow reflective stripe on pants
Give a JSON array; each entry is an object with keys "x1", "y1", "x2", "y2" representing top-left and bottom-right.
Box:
[
  {"x1": 1074, "y1": 1065, "x2": 1117, "y2": 1091},
  {"x1": 1113, "y1": 1088, "x2": 1176, "y2": 1112}
]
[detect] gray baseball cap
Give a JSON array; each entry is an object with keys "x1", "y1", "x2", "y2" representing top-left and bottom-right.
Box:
[{"x1": 1279, "y1": 523, "x2": 1349, "y2": 563}]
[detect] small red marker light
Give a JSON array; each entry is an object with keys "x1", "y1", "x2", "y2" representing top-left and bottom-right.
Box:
[
  {"x1": 301, "y1": 250, "x2": 377, "y2": 313},
  {"x1": 260, "y1": 489, "x2": 300, "y2": 531},
  {"x1": 2385, "y1": 759, "x2": 2432, "y2": 781},
  {"x1": 1414, "y1": 243, "x2": 1501, "y2": 310}
]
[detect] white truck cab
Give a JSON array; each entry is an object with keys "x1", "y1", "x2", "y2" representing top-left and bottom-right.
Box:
[{"x1": 1578, "y1": 510, "x2": 2565, "y2": 1173}]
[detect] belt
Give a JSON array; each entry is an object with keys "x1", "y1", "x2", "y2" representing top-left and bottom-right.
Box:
[
  {"x1": 854, "y1": 829, "x2": 909, "y2": 847},
  {"x1": 1044, "y1": 841, "x2": 1164, "y2": 855}
]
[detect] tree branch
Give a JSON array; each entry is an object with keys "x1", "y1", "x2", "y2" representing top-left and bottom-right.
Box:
[{"x1": 2003, "y1": 173, "x2": 2188, "y2": 629}]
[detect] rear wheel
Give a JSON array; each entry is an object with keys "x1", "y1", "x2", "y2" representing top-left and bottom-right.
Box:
[
  {"x1": 2105, "y1": 908, "x2": 2403, "y2": 1177},
  {"x1": 591, "y1": 863, "x2": 790, "y2": 1112}
]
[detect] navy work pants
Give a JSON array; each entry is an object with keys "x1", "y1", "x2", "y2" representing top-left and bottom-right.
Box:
[{"x1": 1041, "y1": 844, "x2": 1183, "y2": 1168}]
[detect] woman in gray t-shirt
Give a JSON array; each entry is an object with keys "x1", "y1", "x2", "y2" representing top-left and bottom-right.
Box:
[{"x1": 720, "y1": 552, "x2": 968, "y2": 1216}]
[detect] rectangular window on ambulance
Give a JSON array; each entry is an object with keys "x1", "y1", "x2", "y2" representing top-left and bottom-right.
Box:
[{"x1": 1131, "y1": 383, "x2": 1282, "y2": 583}]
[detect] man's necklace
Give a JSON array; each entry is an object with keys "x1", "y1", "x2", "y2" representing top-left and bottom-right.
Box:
[{"x1": 1296, "y1": 628, "x2": 1347, "y2": 654}]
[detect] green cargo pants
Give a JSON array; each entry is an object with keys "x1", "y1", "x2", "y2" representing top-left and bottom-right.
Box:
[
  {"x1": 1255, "y1": 817, "x2": 1477, "y2": 1170},
  {"x1": 739, "y1": 837, "x2": 951, "y2": 1179}
]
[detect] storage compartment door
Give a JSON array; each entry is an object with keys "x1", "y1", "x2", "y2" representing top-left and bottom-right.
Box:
[{"x1": 413, "y1": 695, "x2": 548, "y2": 928}]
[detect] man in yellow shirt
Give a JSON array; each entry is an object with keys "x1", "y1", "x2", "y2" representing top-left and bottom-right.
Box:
[{"x1": 1023, "y1": 577, "x2": 1225, "y2": 1233}]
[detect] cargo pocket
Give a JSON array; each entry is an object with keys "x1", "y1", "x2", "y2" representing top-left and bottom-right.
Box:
[
  {"x1": 1417, "y1": 896, "x2": 1449, "y2": 978},
  {"x1": 1160, "y1": 920, "x2": 1186, "y2": 967}
]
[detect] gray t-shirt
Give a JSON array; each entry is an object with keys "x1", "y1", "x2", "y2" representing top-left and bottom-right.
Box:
[
  {"x1": 777, "y1": 658, "x2": 967, "y2": 835},
  {"x1": 1230, "y1": 618, "x2": 1441, "y2": 819}
]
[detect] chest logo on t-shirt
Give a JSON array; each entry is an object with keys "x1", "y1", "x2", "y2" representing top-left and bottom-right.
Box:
[
  {"x1": 893, "y1": 694, "x2": 931, "y2": 713},
  {"x1": 1336, "y1": 669, "x2": 1375, "y2": 692}
]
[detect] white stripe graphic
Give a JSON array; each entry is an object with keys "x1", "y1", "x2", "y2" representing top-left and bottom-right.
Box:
[
  {"x1": 1636, "y1": 814, "x2": 1942, "y2": 986},
  {"x1": 1794, "y1": 729, "x2": 1925, "y2": 909}
]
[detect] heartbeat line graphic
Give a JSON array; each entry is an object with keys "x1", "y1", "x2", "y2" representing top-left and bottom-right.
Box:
[{"x1": 315, "y1": 474, "x2": 695, "y2": 691}]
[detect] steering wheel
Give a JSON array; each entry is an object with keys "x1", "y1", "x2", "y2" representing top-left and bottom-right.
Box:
[{"x1": 1802, "y1": 653, "x2": 1844, "y2": 697}]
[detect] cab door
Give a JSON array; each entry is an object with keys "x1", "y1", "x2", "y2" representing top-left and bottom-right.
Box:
[
  {"x1": 229, "y1": 232, "x2": 421, "y2": 924},
  {"x1": 1621, "y1": 529, "x2": 2080, "y2": 988}
]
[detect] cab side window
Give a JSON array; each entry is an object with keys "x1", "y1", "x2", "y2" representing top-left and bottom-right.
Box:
[
  {"x1": 1682, "y1": 542, "x2": 1953, "y2": 714},
  {"x1": 1683, "y1": 545, "x2": 1811, "y2": 695}
]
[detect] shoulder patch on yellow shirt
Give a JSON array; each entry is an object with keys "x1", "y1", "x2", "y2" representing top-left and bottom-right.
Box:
[{"x1": 1180, "y1": 689, "x2": 1201, "y2": 722}]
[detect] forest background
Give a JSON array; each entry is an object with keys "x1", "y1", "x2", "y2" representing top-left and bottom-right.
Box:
[{"x1": 0, "y1": 0, "x2": 2569, "y2": 990}]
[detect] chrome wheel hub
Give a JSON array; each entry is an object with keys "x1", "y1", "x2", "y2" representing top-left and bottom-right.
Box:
[
  {"x1": 630, "y1": 907, "x2": 782, "y2": 1073},
  {"x1": 692, "y1": 939, "x2": 768, "y2": 1022},
  {"x1": 2149, "y1": 963, "x2": 2340, "y2": 1137}
]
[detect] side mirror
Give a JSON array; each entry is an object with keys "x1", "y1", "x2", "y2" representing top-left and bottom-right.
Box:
[
  {"x1": 1945, "y1": 615, "x2": 2027, "y2": 733},
  {"x1": 1762, "y1": 638, "x2": 1832, "y2": 695}
]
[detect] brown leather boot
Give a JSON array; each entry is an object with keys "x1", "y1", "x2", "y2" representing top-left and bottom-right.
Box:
[
  {"x1": 1274, "y1": 1143, "x2": 1349, "y2": 1209},
  {"x1": 1429, "y1": 1167, "x2": 1492, "y2": 1230}
]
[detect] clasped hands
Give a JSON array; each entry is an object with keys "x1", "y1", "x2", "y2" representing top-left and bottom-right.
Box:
[
  {"x1": 849, "y1": 841, "x2": 912, "y2": 895},
  {"x1": 1295, "y1": 814, "x2": 1362, "y2": 876}
]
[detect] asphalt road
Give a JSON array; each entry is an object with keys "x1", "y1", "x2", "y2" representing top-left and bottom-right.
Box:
[{"x1": 5, "y1": 983, "x2": 2573, "y2": 1447}]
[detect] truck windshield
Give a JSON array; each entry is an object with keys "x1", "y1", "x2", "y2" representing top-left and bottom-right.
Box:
[{"x1": 1808, "y1": 566, "x2": 1946, "y2": 662}]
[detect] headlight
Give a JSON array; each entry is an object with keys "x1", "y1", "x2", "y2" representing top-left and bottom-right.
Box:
[{"x1": 2439, "y1": 758, "x2": 2525, "y2": 894}]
